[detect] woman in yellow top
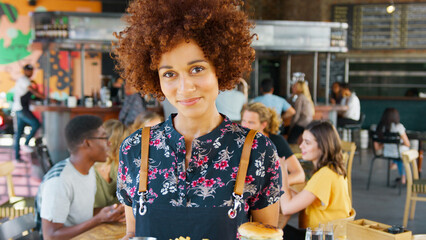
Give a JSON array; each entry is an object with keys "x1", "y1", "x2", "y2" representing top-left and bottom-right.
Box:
[{"x1": 280, "y1": 121, "x2": 351, "y2": 239}]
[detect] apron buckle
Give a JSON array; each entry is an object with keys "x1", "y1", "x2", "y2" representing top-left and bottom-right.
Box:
[
  {"x1": 138, "y1": 192, "x2": 148, "y2": 216},
  {"x1": 228, "y1": 192, "x2": 242, "y2": 219}
]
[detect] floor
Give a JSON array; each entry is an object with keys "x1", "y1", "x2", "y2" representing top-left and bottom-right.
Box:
[{"x1": 1, "y1": 134, "x2": 425, "y2": 233}]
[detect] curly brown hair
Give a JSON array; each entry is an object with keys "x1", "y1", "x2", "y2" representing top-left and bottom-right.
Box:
[{"x1": 113, "y1": 0, "x2": 255, "y2": 99}]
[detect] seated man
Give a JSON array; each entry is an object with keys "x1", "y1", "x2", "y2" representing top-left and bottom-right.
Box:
[
  {"x1": 35, "y1": 115, "x2": 124, "y2": 240},
  {"x1": 337, "y1": 83, "x2": 360, "y2": 127},
  {"x1": 253, "y1": 78, "x2": 296, "y2": 121}
]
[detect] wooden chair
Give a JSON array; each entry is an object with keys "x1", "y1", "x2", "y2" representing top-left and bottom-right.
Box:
[
  {"x1": 341, "y1": 141, "x2": 356, "y2": 202},
  {"x1": 402, "y1": 149, "x2": 426, "y2": 227},
  {"x1": 0, "y1": 213, "x2": 38, "y2": 240},
  {"x1": 0, "y1": 161, "x2": 35, "y2": 219}
]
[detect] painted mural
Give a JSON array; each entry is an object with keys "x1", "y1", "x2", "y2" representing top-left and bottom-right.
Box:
[{"x1": 0, "y1": 0, "x2": 101, "y2": 104}]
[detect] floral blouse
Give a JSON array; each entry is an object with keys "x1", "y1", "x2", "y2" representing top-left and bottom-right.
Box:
[{"x1": 117, "y1": 114, "x2": 282, "y2": 214}]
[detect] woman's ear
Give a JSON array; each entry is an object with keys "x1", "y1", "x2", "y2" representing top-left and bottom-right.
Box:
[{"x1": 261, "y1": 121, "x2": 268, "y2": 131}]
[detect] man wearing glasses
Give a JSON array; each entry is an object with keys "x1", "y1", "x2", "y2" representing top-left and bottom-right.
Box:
[{"x1": 35, "y1": 115, "x2": 125, "y2": 239}]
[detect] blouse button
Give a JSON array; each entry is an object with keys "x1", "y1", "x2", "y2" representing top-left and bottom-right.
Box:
[{"x1": 180, "y1": 192, "x2": 185, "y2": 197}]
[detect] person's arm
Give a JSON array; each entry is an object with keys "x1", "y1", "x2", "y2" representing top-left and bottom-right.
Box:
[
  {"x1": 280, "y1": 161, "x2": 316, "y2": 216},
  {"x1": 121, "y1": 205, "x2": 136, "y2": 240},
  {"x1": 27, "y1": 85, "x2": 45, "y2": 99},
  {"x1": 282, "y1": 106, "x2": 296, "y2": 120},
  {"x1": 400, "y1": 131, "x2": 410, "y2": 148},
  {"x1": 283, "y1": 155, "x2": 305, "y2": 186},
  {"x1": 42, "y1": 204, "x2": 125, "y2": 240},
  {"x1": 291, "y1": 98, "x2": 302, "y2": 127}
]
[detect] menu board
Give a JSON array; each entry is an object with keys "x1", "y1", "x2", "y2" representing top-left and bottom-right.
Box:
[{"x1": 332, "y1": 3, "x2": 426, "y2": 49}]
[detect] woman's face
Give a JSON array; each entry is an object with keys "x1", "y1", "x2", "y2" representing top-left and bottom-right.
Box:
[
  {"x1": 241, "y1": 110, "x2": 267, "y2": 132},
  {"x1": 158, "y1": 40, "x2": 219, "y2": 119},
  {"x1": 332, "y1": 83, "x2": 340, "y2": 94},
  {"x1": 299, "y1": 130, "x2": 322, "y2": 164}
]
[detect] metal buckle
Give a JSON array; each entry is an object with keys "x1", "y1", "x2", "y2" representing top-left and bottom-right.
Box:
[
  {"x1": 138, "y1": 192, "x2": 147, "y2": 216},
  {"x1": 228, "y1": 192, "x2": 242, "y2": 219}
]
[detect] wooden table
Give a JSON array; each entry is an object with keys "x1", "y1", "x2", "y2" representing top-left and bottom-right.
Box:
[{"x1": 71, "y1": 222, "x2": 126, "y2": 240}]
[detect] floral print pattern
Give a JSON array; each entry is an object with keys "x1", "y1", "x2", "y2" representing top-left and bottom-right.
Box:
[{"x1": 117, "y1": 114, "x2": 282, "y2": 214}]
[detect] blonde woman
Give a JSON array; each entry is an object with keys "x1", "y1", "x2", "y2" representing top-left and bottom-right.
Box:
[
  {"x1": 94, "y1": 119, "x2": 128, "y2": 208},
  {"x1": 288, "y1": 81, "x2": 315, "y2": 144},
  {"x1": 241, "y1": 102, "x2": 305, "y2": 186},
  {"x1": 130, "y1": 111, "x2": 164, "y2": 133}
]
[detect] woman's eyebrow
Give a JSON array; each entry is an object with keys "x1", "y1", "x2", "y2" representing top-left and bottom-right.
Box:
[
  {"x1": 158, "y1": 65, "x2": 172, "y2": 71},
  {"x1": 187, "y1": 59, "x2": 207, "y2": 65}
]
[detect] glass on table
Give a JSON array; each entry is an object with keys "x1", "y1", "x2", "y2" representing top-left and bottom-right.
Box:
[{"x1": 312, "y1": 224, "x2": 324, "y2": 240}]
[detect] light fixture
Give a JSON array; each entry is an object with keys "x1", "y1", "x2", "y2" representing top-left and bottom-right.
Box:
[{"x1": 387, "y1": 0, "x2": 395, "y2": 14}]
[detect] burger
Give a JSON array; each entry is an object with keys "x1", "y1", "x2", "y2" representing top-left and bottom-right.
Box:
[{"x1": 238, "y1": 222, "x2": 283, "y2": 240}]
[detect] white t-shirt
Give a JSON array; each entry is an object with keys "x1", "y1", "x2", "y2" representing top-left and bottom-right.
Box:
[
  {"x1": 341, "y1": 92, "x2": 360, "y2": 121},
  {"x1": 38, "y1": 159, "x2": 96, "y2": 227},
  {"x1": 12, "y1": 75, "x2": 31, "y2": 112},
  {"x1": 383, "y1": 123, "x2": 410, "y2": 158}
]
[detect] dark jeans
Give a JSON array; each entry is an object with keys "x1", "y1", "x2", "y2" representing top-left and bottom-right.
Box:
[
  {"x1": 14, "y1": 110, "x2": 40, "y2": 159},
  {"x1": 337, "y1": 117, "x2": 359, "y2": 127},
  {"x1": 283, "y1": 224, "x2": 306, "y2": 240}
]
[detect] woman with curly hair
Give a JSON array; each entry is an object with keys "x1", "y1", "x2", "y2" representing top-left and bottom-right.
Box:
[
  {"x1": 241, "y1": 102, "x2": 305, "y2": 185},
  {"x1": 114, "y1": 0, "x2": 282, "y2": 239},
  {"x1": 280, "y1": 121, "x2": 351, "y2": 239}
]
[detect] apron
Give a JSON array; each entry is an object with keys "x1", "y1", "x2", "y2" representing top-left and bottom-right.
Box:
[{"x1": 135, "y1": 127, "x2": 258, "y2": 240}]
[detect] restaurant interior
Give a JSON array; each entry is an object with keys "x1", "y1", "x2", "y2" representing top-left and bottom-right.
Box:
[{"x1": 0, "y1": 0, "x2": 425, "y2": 239}]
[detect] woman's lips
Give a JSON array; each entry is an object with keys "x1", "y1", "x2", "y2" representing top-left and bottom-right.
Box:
[{"x1": 178, "y1": 97, "x2": 200, "y2": 106}]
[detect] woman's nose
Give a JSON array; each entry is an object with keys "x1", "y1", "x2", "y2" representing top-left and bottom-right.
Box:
[{"x1": 177, "y1": 74, "x2": 196, "y2": 93}]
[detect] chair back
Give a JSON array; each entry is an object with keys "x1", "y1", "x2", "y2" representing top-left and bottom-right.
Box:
[
  {"x1": 35, "y1": 138, "x2": 53, "y2": 174},
  {"x1": 402, "y1": 149, "x2": 420, "y2": 187},
  {"x1": 341, "y1": 141, "x2": 356, "y2": 202},
  {"x1": 0, "y1": 213, "x2": 38, "y2": 240},
  {"x1": 0, "y1": 161, "x2": 16, "y2": 199},
  {"x1": 371, "y1": 132, "x2": 401, "y2": 159}
]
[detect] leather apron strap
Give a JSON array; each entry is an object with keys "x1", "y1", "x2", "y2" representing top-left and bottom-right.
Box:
[
  {"x1": 234, "y1": 130, "x2": 258, "y2": 196},
  {"x1": 139, "y1": 127, "x2": 151, "y2": 193}
]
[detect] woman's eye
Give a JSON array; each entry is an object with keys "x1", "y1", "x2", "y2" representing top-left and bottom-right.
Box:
[
  {"x1": 191, "y1": 66, "x2": 204, "y2": 74},
  {"x1": 163, "y1": 72, "x2": 175, "y2": 78}
]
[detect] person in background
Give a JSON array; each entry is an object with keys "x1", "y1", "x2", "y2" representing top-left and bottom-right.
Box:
[
  {"x1": 241, "y1": 102, "x2": 305, "y2": 186},
  {"x1": 130, "y1": 111, "x2": 164, "y2": 133},
  {"x1": 280, "y1": 121, "x2": 351, "y2": 240},
  {"x1": 330, "y1": 82, "x2": 343, "y2": 105},
  {"x1": 216, "y1": 78, "x2": 248, "y2": 122},
  {"x1": 13, "y1": 64, "x2": 45, "y2": 162},
  {"x1": 160, "y1": 98, "x2": 178, "y2": 120},
  {"x1": 374, "y1": 108, "x2": 410, "y2": 184},
  {"x1": 287, "y1": 81, "x2": 315, "y2": 144},
  {"x1": 113, "y1": 0, "x2": 282, "y2": 238},
  {"x1": 119, "y1": 81, "x2": 146, "y2": 126},
  {"x1": 337, "y1": 83, "x2": 360, "y2": 127},
  {"x1": 94, "y1": 119, "x2": 128, "y2": 208},
  {"x1": 35, "y1": 115, "x2": 125, "y2": 239},
  {"x1": 253, "y1": 78, "x2": 296, "y2": 121}
]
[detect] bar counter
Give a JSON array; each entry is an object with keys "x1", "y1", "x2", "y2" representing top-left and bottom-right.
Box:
[
  {"x1": 33, "y1": 105, "x2": 121, "y2": 163},
  {"x1": 34, "y1": 105, "x2": 121, "y2": 121}
]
